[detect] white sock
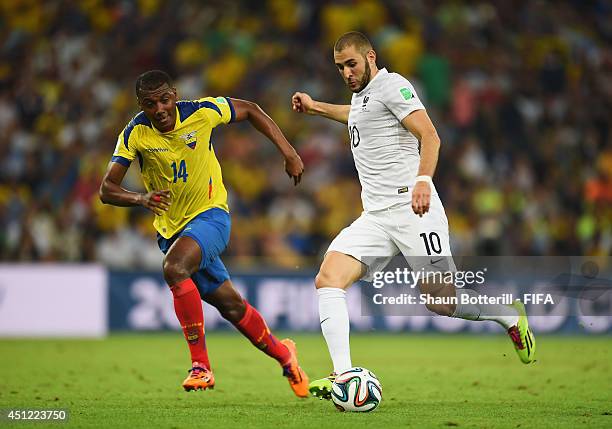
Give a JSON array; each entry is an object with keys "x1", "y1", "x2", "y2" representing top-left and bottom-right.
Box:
[
  {"x1": 318, "y1": 287, "x2": 352, "y2": 374},
  {"x1": 452, "y1": 288, "x2": 519, "y2": 329}
]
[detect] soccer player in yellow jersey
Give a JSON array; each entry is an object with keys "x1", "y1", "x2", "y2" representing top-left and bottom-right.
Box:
[{"x1": 99, "y1": 70, "x2": 308, "y2": 397}]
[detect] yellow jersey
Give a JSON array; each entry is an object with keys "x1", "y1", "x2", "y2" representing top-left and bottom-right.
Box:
[{"x1": 112, "y1": 96, "x2": 235, "y2": 238}]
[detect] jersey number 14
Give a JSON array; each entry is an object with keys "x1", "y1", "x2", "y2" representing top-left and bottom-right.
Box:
[{"x1": 171, "y1": 160, "x2": 189, "y2": 183}]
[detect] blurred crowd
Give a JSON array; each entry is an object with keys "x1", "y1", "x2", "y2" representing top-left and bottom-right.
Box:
[{"x1": 0, "y1": 0, "x2": 610, "y2": 270}]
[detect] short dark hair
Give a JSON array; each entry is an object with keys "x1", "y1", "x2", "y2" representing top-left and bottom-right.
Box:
[
  {"x1": 135, "y1": 70, "x2": 173, "y2": 97},
  {"x1": 334, "y1": 31, "x2": 373, "y2": 57}
]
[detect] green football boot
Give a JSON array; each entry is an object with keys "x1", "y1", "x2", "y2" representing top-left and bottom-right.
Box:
[
  {"x1": 507, "y1": 300, "x2": 536, "y2": 364},
  {"x1": 308, "y1": 373, "x2": 336, "y2": 400}
]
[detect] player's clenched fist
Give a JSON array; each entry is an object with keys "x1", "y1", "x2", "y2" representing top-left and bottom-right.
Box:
[
  {"x1": 140, "y1": 189, "x2": 172, "y2": 216},
  {"x1": 284, "y1": 153, "x2": 305, "y2": 186},
  {"x1": 292, "y1": 92, "x2": 314, "y2": 114}
]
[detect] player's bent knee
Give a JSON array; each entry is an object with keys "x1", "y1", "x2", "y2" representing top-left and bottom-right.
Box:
[
  {"x1": 220, "y1": 298, "x2": 246, "y2": 324},
  {"x1": 420, "y1": 281, "x2": 457, "y2": 316},
  {"x1": 315, "y1": 270, "x2": 346, "y2": 290},
  {"x1": 162, "y1": 258, "x2": 192, "y2": 286}
]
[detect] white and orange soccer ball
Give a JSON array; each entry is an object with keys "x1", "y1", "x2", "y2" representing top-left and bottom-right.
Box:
[{"x1": 331, "y1": 367, "x2": 382, "y2": 412}]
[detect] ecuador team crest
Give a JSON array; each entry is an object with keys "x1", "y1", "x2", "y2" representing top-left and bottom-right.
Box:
[{"x1": 180, "y1": 130, "x2": 198, "y2": 149}]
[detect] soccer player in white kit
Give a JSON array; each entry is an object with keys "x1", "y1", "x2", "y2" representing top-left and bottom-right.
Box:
[{"x1": 291, "y1": 32, "x2": 536, "y2": 399}]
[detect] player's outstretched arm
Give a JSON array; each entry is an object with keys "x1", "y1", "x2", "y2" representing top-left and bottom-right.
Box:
[
  {"x1": 229, "y1": 98, "x2": 304, "y2": 186},
  {"x1": 99, "y1": 162, "x2": 171, "y2": 216},
  {"x1": 291, "y1": 92, "x2": 350, "y2": 124},
  {"x1": 401, "y1": 109, "x2": 441, "y2": 217}
]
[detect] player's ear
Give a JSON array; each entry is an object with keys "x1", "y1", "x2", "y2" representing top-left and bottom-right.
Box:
[{"x1": 367, "y1": 49, "x2": 376, "y2": 66}]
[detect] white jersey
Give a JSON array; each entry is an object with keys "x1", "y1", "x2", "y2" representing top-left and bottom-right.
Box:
[{"x1": 348, "y1": 68, "x2": 426, "y2": 212}]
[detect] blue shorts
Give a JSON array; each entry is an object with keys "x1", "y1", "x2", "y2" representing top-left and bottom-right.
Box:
[{"x1": 157, "y1": 208, "x2": 231, "y2": 296}]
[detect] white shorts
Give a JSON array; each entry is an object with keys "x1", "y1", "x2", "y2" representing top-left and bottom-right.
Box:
[{"x1": 327, "y1": 194, "x2": 456, "y2": 282}]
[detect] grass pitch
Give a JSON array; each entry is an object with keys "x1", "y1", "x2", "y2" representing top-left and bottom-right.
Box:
[{"x1": 1, "y1": 333, "x2": 611, "y2": 428}]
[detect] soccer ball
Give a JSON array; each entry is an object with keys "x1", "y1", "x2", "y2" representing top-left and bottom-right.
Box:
[{"x1": 331, "y1": 367, "x2": 382, "y2": 412}]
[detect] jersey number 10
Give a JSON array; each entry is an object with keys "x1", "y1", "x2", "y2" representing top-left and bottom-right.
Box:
[
  {"x1": 349, "y1": 125, "x2": 360, "y2": 148},
  {"x1": 419, "y1": 232, "x2": 442, "y2": 255},
  {"x1": 171, "y1": 160, "x2": 189, "y2": 183}
]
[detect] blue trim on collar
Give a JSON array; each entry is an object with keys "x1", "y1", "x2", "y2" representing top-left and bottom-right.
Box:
[{"x1": 123, "y1": 112, "x2": 151, "y2": 150}]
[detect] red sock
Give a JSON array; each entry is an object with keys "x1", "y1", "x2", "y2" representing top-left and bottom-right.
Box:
[
  {"x1": 235, "y1": 301, "x2": 291, "y2": 367},
  {"x1": 170, "y1": 278, "x2": 210, "y2": 370}
]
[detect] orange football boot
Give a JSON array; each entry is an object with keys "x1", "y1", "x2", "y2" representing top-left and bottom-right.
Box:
[
  {"x1": 182, "y1": 362, "x2": 215, "y2": 391},
  {"x1": 280, "y1": 339, "x2": 309, "y2": 398}
]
